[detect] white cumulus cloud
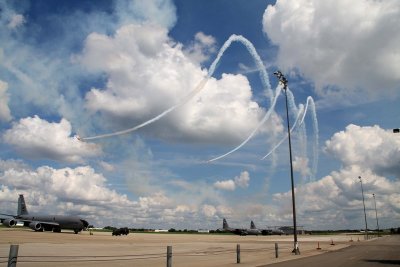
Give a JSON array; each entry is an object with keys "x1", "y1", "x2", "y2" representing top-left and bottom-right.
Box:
[
  {"x1": 79, "y1": 24, "x2": 266, "y2": 144},
  {"x1": 214, "y1": 171, "x2": 251, "y2": 191},
  {"x1": 202, "y1": 204, "x2": 217, "y2": 217},
  {"x1": 0, "y1": 80, "x2": 12, "y2": 121},
  {"x1": 293, "y1": 156, "x2": 311, "y2": 178},
  {"x1": 234, "y1": 171, "x2": 250, "y2": 188},
  {"x1": 214, "y1": 179, "x2": 236, "y2": 191},
  {"x1": 0, "y1": 159, "x2": 217, "y2": 228},
  {"x1": 263, "y1": 0, "x2": 400, "y2": 105},
  {"x1": 3, "y1": 116, "x2": 102, "y2": 163},
  {"x1": 7, "y1": 14, "x2": 25, "y2": 29},
  {"x1": 325, "y1": 124, "x2": 400, "y2": 176},
  {"x1": 184, "y1": 32, "x2": 217, "y2": 64},
  {"x1": 272, "y1": 165, "x2": 400, "y2": 229},
  {"x1": 0, "y1": 163, "x2": 131, "y2": 208},
  {"x1": 270, "y1": 124, "x2": 400, "y2": 229}
]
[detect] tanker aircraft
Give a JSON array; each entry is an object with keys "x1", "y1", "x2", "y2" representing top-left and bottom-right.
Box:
[{"x1": 0, "y1": 194, "x2": 89, "y2": 234}]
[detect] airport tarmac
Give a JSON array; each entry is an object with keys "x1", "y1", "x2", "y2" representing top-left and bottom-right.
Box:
[{"x1": 0, "y1": 228, "x2": 368, "y2": 267}]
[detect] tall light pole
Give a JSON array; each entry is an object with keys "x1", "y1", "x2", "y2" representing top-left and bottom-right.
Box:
[
  {"x1": 372, "y1": 193, "x2": 380, "y2": 236},
  {"x1": 358, "y1": 176, "x2": 368, "y2": 240},
  {"x1": 273, "y1": 71, "x2": 299, "y2": 255}
]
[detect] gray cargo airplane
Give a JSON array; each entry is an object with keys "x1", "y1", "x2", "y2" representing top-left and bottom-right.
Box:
[
  {"x1": 0, "y1": 194, "x2": 89, "y2": 234},
  {"x1": 250, "y1": 221, "x2": 285, "y2": 235},
  {"x1": 250, "y1": 221, "x2": 284, "y2": 235},
  {"x1": 220, "y1": 218, "x2": 261, "y2": 236}
]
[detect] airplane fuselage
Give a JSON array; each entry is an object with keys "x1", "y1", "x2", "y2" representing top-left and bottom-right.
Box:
[
  {"x1": 1, "y1": 195, "x2": 89, "y2": 234},
  {"x1": 17, "y1": 214, "x2": 88, "y2": 233}
]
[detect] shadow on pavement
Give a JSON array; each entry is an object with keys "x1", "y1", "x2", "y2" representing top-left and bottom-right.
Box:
[{"x1": 364, "y1": 259, "x2": 400, "y2": 265}]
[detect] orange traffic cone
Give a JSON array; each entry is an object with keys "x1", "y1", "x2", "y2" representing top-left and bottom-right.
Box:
[{"x1": 330, "y1": 239, "x2": 335, "y2": 245}]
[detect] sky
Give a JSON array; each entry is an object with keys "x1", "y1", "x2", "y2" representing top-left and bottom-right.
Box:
[{"x1": 0, "y1": 0, "x2": 399, "y2": 231}]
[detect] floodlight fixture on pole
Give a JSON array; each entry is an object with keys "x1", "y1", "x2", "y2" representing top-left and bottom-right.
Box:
[
  {"x1": 372, "y1": 193, "x2": 380, "y2": 237},
  {"x1": 273, "y1": 70, "x2": 299, "y2": 255},
  {"x1": 358, "y1": 176, "x2": 368, "y2": 240}
]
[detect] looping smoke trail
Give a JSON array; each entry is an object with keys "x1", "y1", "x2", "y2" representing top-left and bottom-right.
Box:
[
  {"x1": 207, "y1": 85, "x2": 282, "y2": 163},
  {"x1": 208, "y1": 34, "x2": 273, "y2": 103},
  {"x1": 79, "y1": 33, "x2": 319, "y2": 180},
  {"x1": 304, "y1": 96, "x2": 319, "y2": 180},
  {"x1": 81, "y1": 35, "x2": 271, "y2": 141},
  {"x1": 295, "y1": 96, "x2": 318, "y2": 180},
  {"x1": 260, "y1": 103, "x2": 305, "y2": 160},
  {"x1": 258, "y1": 95, "x2": 318, "y2": 181},
  {"x1": 286, "y1": 88, "x2": 307, "y2": 163},
  {"x1": 261, "y1": 96, "x2": 319, "y2": 180}
]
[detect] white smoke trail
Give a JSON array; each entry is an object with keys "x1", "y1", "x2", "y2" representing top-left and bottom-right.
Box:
[
  {"x1": 260, "y1": 103, "x2": 305, "y2": 160},
  {"x1": 258, "y1": 96, "x2": 318, "y2": 178},
  {"x1": 207, "y1": 85, "x2": 282, "y2": 162},
  {"x1": 82, "y1": 79, "x2": 207, "y2": 141},
  {"x1": 79, "y1": 33, "x2": 319, "y2": 179},
  {"x1": 303, "y1": 96, "x2": 319, "y2": 181},
  {"x1": 259, "y1": 96, "x2": 319, "y2": 181},
  {"x1": 286, "y1": 89, "x2": 308, "y2": 182},
  {"x1": 208, "y1": 34, "x2": 273, "y2": 103},
  {"x1": 82, "y1": 35, "x2": 272, "y2": 141}
]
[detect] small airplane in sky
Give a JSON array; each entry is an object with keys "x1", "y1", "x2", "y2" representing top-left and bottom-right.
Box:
[
  {"x1": 0, "y1": 194, "x2": 89, "y2": 234},
  {"x1": 219, "y1": 218, "x2": 261, "y2": 236}
]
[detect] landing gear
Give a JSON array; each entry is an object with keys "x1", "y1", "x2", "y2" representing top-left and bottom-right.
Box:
[{"x1": 74, "y1": 229, "x2": 80, "y2": 234}]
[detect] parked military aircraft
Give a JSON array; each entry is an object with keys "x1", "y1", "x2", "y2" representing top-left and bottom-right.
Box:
[
  {"x1": 0, "y1": 194, "x2": 89, "y2": 234},
  {"x1": 250, "y1": 221, "x2": 285, "y2": 235},
  {"x1": 219, "y1": 218, "x2": 261, "y2": 236}
]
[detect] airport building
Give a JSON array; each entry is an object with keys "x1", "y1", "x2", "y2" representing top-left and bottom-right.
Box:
[{"x1": 278, "y1": 226, "x2": 305, "y2": 235}]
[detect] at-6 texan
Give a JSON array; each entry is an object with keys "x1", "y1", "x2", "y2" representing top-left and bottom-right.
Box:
[{"x1": 0, "y1": 194, "x2": 89, "y2": 234}]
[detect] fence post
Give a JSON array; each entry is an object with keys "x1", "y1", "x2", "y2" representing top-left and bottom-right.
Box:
[
  {"x1": 275, "y1": 243, "x2": 278, "y2": 258},
  {"x1": 8, "y1": 244, "x2": 19, "y2": 267},
  {"x1": 236, "y1": 244, "x2": 240, "y2": 264},
  {"x1": 166, "y1": 245, "x2": 172, "y2": 267}
]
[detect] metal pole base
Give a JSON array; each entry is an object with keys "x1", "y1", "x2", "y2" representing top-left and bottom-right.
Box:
[
  {"x1": 292, "y1": 248, "x2": 300, "y2": 255},
  {"x1": 292, "y1": 241, "x2": 300, "y2": 255}
]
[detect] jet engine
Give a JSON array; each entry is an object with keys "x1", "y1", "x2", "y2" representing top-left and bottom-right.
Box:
[
  {"x1": 29, "y1": 221, "x2": 43, "y2": 231},
  {"x1": 2, "y1": 218, "x2": 16, "y2": 227}
]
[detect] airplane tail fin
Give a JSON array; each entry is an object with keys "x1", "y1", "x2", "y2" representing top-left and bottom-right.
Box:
[
  {"x1": 250, "y1": 221, "x2": 256, "y2": 229},
  {"x1": 223, "y1": 218, "x2": 229, "y2": 229},
  {"x1": 17, "y1": 194, "x2": 28, "y2": 216}
]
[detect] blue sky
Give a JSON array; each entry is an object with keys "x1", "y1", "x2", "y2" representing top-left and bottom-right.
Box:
[{"x1": 1, "y1": 0, "x2": 399, "y2": 230}]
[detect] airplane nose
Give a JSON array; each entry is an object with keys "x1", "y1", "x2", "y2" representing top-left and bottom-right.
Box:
[{"x1": 80, "y1": 219, "x2": 89, "y2": 229}]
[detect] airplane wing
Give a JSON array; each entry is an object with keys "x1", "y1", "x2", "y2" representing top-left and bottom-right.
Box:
[
  {"x1": 17, "y1": 219, "x2": 60, "y2": 231},
  {"x1": 1, "y1": 216, "x2": 60, "y2": 230},
  {"x1": 1, "y1": 214, "x2": 59, "y2": 226},
  {"x1": 0, "y1": 214, "x2": 17, "y2": 225},
  {"x1": 18, "y1": 219, "x2": 60, "y2": 227},
  {"x1": 0, "y1": 213, "x2": 16, "y2": 217}
]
